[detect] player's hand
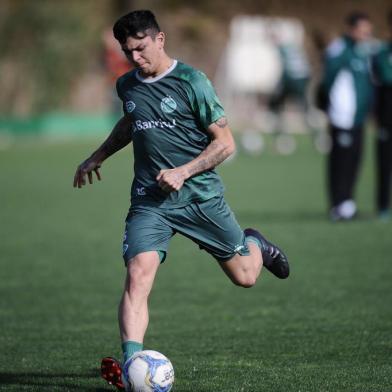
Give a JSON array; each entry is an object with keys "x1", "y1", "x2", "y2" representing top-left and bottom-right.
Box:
[
  {"x1": 73, "y1": 157, "x2": 102, "y2": 188},
  {"x1": 156, "y1": 168, "x2": 188, "y2": 193}
]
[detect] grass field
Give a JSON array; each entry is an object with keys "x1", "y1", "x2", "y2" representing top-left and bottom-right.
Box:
[{"x1": 0, "y1": 134, "x2": 391, "y2": 391}]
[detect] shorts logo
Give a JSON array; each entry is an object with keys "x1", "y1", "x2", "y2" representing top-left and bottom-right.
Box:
[
  {"x1": 125, "y1": 100, "x2": 136, "y2": 113},
  {"x1": 136, "y1": 187, "x2": 146, "y2": 196},
  {"x1": 123, "y1": 244, "x2": 128, "y2": 256},
  {"x1": 123, "y1": 230, "x2": 128, "y2": 255},
  {"x1": 234, "y1": 245, "x2": 245, "y2": 253},
  {"x1": 161, "y1": 96, "x2": 177, "y2": 113}
]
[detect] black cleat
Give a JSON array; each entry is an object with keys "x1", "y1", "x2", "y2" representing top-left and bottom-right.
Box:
[{"x1": 244, "y1": 228, "x2": 290, "y2": 279}]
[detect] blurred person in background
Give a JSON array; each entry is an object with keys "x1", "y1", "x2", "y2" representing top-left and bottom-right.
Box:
[
  {"x1": 372, "y1": 10, "x2": 392, "y2": 221},
  {"x1": 268, "y1": 32, "x2": 312, "y2": 154},
  {"x1": 319, "y1": 11, "x2": 374, "y2": 221},
  {"x1": 103, "y1": 28, "x2": 133, "y2": 116}
]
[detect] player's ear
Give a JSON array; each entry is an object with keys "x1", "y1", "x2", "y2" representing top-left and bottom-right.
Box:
[{"x1": 156, "y1": 32, "x2": 165, "y2": 49}]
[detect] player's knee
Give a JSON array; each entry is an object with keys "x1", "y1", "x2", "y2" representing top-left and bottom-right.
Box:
[
  {"x1": 125, "y1": 260, "x2": 153, "y2": 294},
  {"x1": 127, "y1": 264, "x2": 143, "y2": 285},
  {"x1": 232, "y1": 275, "x2": 257, "y2": 288}
]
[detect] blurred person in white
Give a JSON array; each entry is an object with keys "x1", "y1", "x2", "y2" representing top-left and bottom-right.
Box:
[
  {"x1": 372, "y1": 10, "x2": 392, "y2": 221},
  {"x1": 268, "y1": 29, "x2": 312, "y2": 153},
  {"x1": 318, "y1": 11, "x2": 374, "y2": 221}
]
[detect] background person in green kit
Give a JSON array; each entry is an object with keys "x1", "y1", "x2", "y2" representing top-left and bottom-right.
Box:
[
  {"x1": 319, "y1": 11, "x2": 374, "y2": 221},
  {"x1": 73, "y1": 10, "x2": 289, "y2": 390},
  {"x1": 372, "y1": 10, "x2": 392, "y2": 220}
]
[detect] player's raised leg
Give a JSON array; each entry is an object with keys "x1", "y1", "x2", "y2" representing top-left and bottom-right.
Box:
[
  {"x1": 219, "y1": 228, "x2": 290, "y2": 287},
  {"x1": 218, "y1": 240, "x2": 263, "y2": 287},
  {"x1": 244, "y1": 228, "x2": 289, "y2": 279}
]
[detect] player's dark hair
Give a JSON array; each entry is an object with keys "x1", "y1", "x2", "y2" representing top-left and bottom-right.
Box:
[
  {"x1": 345, "y1": 11, "x2": 370, "y2": 28},
  {"x1": 113, "y1": 10, "x2": 161, "y2": 44}
]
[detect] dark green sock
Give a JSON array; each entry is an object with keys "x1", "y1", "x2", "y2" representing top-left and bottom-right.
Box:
[
  {"x1": 246, "y1": 236, "x2": 264, "y2": 250},
  {"x1": 122, "y1": 340, "x2": 143, "y2": 364}
]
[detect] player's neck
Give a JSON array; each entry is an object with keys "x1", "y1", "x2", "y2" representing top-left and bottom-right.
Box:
[{"x1": 142, "y1": 54, "x2": 174, "y2": 79}]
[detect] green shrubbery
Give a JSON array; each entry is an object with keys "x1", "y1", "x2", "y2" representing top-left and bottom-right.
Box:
[{"x1": 0, "y1": 0, "x2": 108, "y2": 115}]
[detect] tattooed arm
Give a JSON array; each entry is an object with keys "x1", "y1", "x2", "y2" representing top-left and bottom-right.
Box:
[
  {"x1": 73, "y1": 115, "x2": 133, "y2": 188},
  {"x1": 157, "y1": 117, "x2": 235, "y2": 192}
]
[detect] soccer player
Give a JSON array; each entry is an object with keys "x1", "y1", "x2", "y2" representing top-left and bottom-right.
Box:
[
  {"x1": 319, "y1": 11, "x2": 373, "y2": 221},
  {"x1": 73, "y1": 10, "x2": 289, "y2": 390},
  {"x1": 372, "y1": 11, "x2": 392, "y2": 220}
]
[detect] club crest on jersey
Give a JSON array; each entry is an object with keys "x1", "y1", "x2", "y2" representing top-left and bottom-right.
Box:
[
  {"x1": 161, "y1": 96, "x2": 177, "y2": 113},
  {"x1": 125, "y1": 100, "x2": 136, "y2": 113}
]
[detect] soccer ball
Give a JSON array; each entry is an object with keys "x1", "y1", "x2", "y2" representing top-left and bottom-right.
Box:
[{"x1": 122, "y1": 350, "x2": 174, "y2": 392}]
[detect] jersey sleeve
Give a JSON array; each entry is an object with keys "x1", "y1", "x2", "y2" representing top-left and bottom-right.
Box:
[
  {"x1": 187, "y1": 71, "x2": 225, "y2": 130},
  {"x1": 115, "y1": 77, "x2": 127, "y2": 114}
]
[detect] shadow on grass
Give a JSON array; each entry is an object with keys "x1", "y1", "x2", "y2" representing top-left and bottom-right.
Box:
[
  {"x1": 0, "y1": 372, "x2": 216, "y2": 392},
  {"x1": 0, "y1": 369, "x2": 110, "y2": 391}
]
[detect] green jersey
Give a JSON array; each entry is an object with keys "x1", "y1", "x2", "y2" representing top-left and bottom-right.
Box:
[
  {"x1": 321, "y1": 35, "x2": 373, "y2": 128},
  {"x1": 116, "y1": 60, "x2": 226, "y2": 208}
]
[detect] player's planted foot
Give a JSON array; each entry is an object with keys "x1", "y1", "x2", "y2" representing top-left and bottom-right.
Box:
[
  {"x1": 244, "y1": 228, "x2": 290, "y2": 279},
  {"x1": 101, "y1": 357, "x2": 125, "y2": 390}
]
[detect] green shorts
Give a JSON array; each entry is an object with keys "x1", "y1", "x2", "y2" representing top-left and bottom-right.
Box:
[{"x1": 122, "y1": 196, "x2": 249, "y2": 264}]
